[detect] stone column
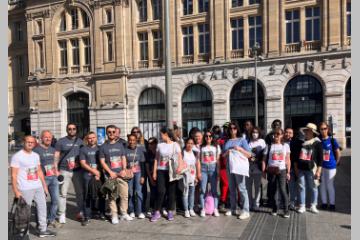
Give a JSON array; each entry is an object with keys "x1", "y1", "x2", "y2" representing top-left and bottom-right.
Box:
[
  {"x1": 115, "y1": 2, "x2": 124, "y2": 69},
  {"x1": 148, "y1": 29, "x2": 154, "y2": 68},
  {"x1": 193, "y1": 0, "x2": 198, "y2": 14},
  {"x1": 174, "y1": 0, "x2": 182, "y2": 66},
  {"x1": 243, "y1": 15, "x2": 249, "y2": 58},
  {"x1": 147, "y1": 0, "x2": 153, "y2": 21},
  {"x1": 193, "y1": 23, "x2": 199, "y2": 63},
  {"x1": 223, "y1": 0, "x2": 230, "y2": 60},
  {"x1": 299, "y1": 6, "x2": 306, "y2": 52},
  {"x1": 267, "y1": 0, "x2": 279, "y2": 57},
  {"x1": 262, "y1": 0, "x2": 268, "y2": 55},
  {"x1": 328, "y1": 0, "x2": 341, "y2": 50},
  {"x1": 321, "y1": 0, "x2": 328, "y2": 51},
  {"x1": 44, "y1": 16, "x2": 53, "y2": 76},
  {"x1": 209, "y1": 0, "x2": 215, "y2": 60},
  {"x1": 93, "y1": 5, "x2": 103, "y2": 72}
]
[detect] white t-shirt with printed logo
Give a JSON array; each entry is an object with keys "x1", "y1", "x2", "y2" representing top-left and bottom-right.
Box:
[
  {"x1": 200, "y1": 145, "x2": 221, "y2": 165},
  {"x1": 157, "y1": 142, "x2": 181, "y2": 171},
  {"x1": 10, "y1": 150, "x2": 42, "y2": 191},
  {"x1": 264, "y1": 143, "x2": 290, "y2": 170}
]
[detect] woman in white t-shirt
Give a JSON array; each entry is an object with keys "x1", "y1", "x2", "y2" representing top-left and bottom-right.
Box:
[
  {"x1": 246, "y1": 127, "x2": 266, "y2": 212},
  {"x1": 262, "y1": 128, "x2": 291, "y2": 218},
  {"x1": 151, "y1": 127, "x2": 183, "y2": 222},
  {"x1": 198, "y1": 130, "x2": 221, "y2": 217},
  {"x1": 182, "y1": 138, "x2": 201, "y2": 218}
]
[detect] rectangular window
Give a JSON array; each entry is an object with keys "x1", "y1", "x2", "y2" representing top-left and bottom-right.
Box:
[
  {"x1": 139, "y1": 0, "x2": 147, "y2": 22},
  {"x1": 152, "y1": 0, "x2": 161, "y2": 20},
  {"x1": 20, "y1": 91, "x2": 25, "y2": 106},
  {"x1": 36, "y1": 20, "x2": 43, "y2": 34},
  {"x1": 14, "y1": 21, "x2": 23, "y2": 41},
  {"x1": 153, "y1": 30, "x2": 162, "y2": 59},
  {"x1": 285, "y1": 9, "x2": 300, "y2": 44},
  {"x1": 249, "y1": 15, "x2": 262, "y2": 48},
  {"x1": 83, "y1": 37, "x2": 91, "y2": 65},
  {"x1": 305, "y1": 6, "x2": 321, "y2": 41},
  {"x1": 198, "y1": 0, "x2": 209, "y2": 13},
  {"x1": 182, "y1": 26, "x2": 194, "y2": 55},
  {"x1": 106, "y1": 32, "x2": 113, "y2": 61},
  {"x1": 59, "y1": 40, "x2": 68, "y2": 67},
  {"x1": 183, "y1": 0, "x2": 193, "y2": 15},
  {"x1": 71, "y1": 39, "x2": 79, "y2": 66},
  {"x1": 37, "y1": 41, "x2": 44, "y2": 69},
  {"x1": 347, "y1": 2, "x2": 351, "y2": 36},
  {"x1": 60, "y1": 13, "x2": 67, "y2": 32},
  {"x1": 18, "y1": 55, "x2": 25, "y2": 77},
  {"x1": 198, "y1": 23, "x2": 210, "y2": 54},
  {"x1": 249, "y1": 0, "x2": 260, "y2": 4},
  {"x1": 82, "y1": 10, "x2": 90, "y2": 28},
  {"x1": 232, "y1": 0, "x2": 243, "y2": 8},
  {"x1": 139, "y1": 32, "x2": 148, "y2": 61},
  {"x1": 71, "y1": 8, "x2": 78, "y2": 30},
  {"x1": 231, "y1": 18, "x2": 244, "y2": 50},
  {"x1": 105, "y1": 9, "x2": 112, "y2": 24}
]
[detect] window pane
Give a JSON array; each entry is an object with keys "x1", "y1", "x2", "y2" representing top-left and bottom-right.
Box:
[
  {"x1": 306, "y1": 20, "x2": 312, "y2": 41},
  {"x1": 314, "y1": 19, "x2": 320, "y2": 40},
  {"x1": 306, "y1": 7, "x2": 312, "y2": 17},
  {"x1": 294, "y1": 22, "x2": 300, "y2": 42},
  {"x1": 286, "y1": 23, "x2": 291, "y2": 43},
  {"x1": 294, "y1": 10, "x2": 299, "y2": 19},
  {"x1": 286, "y1": 11, "x2": 292, "y2": 21}
]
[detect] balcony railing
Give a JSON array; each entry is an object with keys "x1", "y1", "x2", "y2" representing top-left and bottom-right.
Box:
[
  {"x1": 231, "y1": 49, "x2": 244, "y2": 59},
  {"x1": 83, "y1": 65, "x2": 91, "y2": 73},
  {"x1": 59, "y1": 67, "x2": 68, "y2": 75},
  {"x1": 71, "y1": 66, "x2": 80, "y2": 74},
  {"x1": 182, "y1": 55, "x2": 194, "y2": 64},
  {"x1": 285, "y1": 43, "x2": 301, "y2": 53},
  {"x1": 152, "y1": 59, "x2": 163, "y2": 68},
  {"x1": 198, "y1": 53, "x2": 209, "y2": 63},
  {"x1": 138, "y1": 60, "x2": 149, "y2": 69},
  {"x1": 303, "y1": 40, "x2": 321, "y2": 51}
]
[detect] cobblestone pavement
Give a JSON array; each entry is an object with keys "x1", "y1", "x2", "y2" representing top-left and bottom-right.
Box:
[{"x1": 8, "y1": 150, "x2": 351, "y2": 240}]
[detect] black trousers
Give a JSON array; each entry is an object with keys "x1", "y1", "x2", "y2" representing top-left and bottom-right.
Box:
[
  {"x1": 155, "y1": 170, "x2": 178, "y2": 211},
  {"x1": 267, "y1": 170, "x2": 289, "y2": 212}
]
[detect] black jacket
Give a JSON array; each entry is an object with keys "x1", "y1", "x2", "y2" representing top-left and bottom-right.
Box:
[{"x1": 295, "y1": 139, "x2": 323, "y2": 171}]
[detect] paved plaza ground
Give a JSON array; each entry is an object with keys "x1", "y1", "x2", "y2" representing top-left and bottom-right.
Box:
[{"x1": 8, "y1": 150, "x2": 351, "y2": 240}]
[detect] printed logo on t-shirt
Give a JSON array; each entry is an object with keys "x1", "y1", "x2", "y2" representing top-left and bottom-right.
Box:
[
  {"x1": 44, "y1": 164, "x2": 56, "y2": 177},
  {"x1": 202, "y1": 150, "x2": 215, "y2": 164},
  {"x1": 67, "y1": 157, "x2": 76, "y2": 170},
  {"x1": 159, "y1": 157, "x2": 169, "y2": 167},
  {"x1": 323, "y1": 149, "x2": 330, "y2": 161},
  {"x1": 271, "y1": 150, "x2": 284, "y2": 161},
  {"x1": 299, "y1": 148, "x2": 312, "y2": 161},
  {"x1": 189, "y1": 164, "x2": 196, "y2": 176},
  {"x1": 110, "y1": 156, "x2": 122, "y2": 169},
  {"x1": 27, "y1": 167, "x2": 38, "y2": 180}
]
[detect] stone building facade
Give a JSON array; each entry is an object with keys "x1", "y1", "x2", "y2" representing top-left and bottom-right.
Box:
[{"x1": 8, "y1": 0, "x2": 351, "y2": 147}]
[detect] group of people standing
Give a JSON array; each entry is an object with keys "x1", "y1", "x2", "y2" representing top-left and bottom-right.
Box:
[{"x1": 10, "y1": 119, "x2": 341, "y2": 237}]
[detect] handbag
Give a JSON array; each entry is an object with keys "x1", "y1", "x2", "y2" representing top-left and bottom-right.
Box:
[
  {"x1": 204, "y1": 191, "x2": 215, "y2": 215},
  {"x1": 120, "y1": 148, "x2": 137, "y2": 181}
]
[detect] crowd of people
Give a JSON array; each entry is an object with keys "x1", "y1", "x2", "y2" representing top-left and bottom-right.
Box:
[{"x1": 10, "y1": 119, "x2": 342, "y2": 237}]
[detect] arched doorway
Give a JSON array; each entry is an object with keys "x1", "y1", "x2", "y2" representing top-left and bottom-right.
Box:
[
  {"x1": 345, "y1": 78, "x2": 351, "y2": 148},
  {"x1": 284, "y1": 75, "x2": 323, "y2": 133},
  {"x1": 66, "y1": 92, "x2": 89, "y2": 138},
  {"x1": 230, "y1": 80, "x2": 265, "y2": 131},
  {"x1": 182, "y1": 84, "x2": 213, "y2": 137},
  {"x1": 138, "y1": 88, "x2": 166, "y2": 140}
]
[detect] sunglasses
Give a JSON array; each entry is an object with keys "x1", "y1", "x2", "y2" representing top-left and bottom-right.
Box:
[
  {"x1": 230, "y1": 127, "x2": 237, "y2": 130},
  {"x1": 320, "y1": 128, "x2": 328, "y2": 131},
  {"x1": 132, "y1": 131, "x2": 140, "y2": 134},
  {"x1": 205, "y1": 135, "x2": 213, "y2": 138},
  {"x1": 107, "y1": 131, "x2": 116, "y2": 134},
  {"x1": 67, "y1": 128, "x2": 76, "y2": 131}
]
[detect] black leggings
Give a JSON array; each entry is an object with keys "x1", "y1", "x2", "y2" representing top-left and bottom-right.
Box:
[
  {"x1": 155, "y1": 170, "x2": 178, "y2": 211},
  {"x1": 268, "y1": 170, "x2": 289, "y2": 212}
]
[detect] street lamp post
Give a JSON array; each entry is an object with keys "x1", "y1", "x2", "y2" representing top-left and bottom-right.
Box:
[
  {"x1": 164, "y1": 0, "x2": 173, "y2": 128},
  {"x1": 252, "y1": 42, "x2": 261, "y2": 127}
]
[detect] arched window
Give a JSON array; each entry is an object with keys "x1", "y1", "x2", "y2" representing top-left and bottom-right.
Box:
[
  {"x1": 138, "y1": 88, "x2": 166, "y2": 139},
  {"x1": 66, "y1": 92, "x2": 89, "y2": 138},
  {"x1": 345, "y1": 78, "x2": 351, "y2": 148},
  {"x1": 284, "y1": 75, "x2": 323, "y2": 132},
  {"x1": 182, "y1": 84, "x2": 212, "y2": 137},
  {"x1": 230, "y1": 80, "x2": 265, "y2": 130}
]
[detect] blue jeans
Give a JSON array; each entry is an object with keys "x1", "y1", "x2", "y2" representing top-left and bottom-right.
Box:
[
  {"x1": 289, "y1": 170, "x2": 297, "y2": 205},
  {"x1": 297, "y1": 170, "x2": 318, "y2": 206},
  {"x1": 227, "y1": 164, "x2": 249, "y2": 213},
  {"x1": 182, "y1": 185, "x2": 195, "y2": 211},
  {"x1": 128, "y1": 172, "x2": 143, "y2": 215},
  {"x1": 200, "y1": 164, "x2": 219, "y2": 209},
  {"x1": 45, "y1": 176, "x2": 59, "y2": 222}
]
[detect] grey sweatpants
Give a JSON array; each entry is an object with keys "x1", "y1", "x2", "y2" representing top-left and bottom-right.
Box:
[{"x1": 21, "y1": 187, "x2": 47, "y2": 232}]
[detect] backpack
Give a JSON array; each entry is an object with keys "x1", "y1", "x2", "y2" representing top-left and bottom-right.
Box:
[
  {"x1": 8, "y1": 197, "x2": 31, "y2": 240},
  {"x1": 204, "y1": 191, "x2": 215, "y2": 215}
]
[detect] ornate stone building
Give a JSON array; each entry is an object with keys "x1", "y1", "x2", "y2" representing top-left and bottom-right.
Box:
[{"x1": 8, "y1": 0, "x2": 351, "y2": 147}]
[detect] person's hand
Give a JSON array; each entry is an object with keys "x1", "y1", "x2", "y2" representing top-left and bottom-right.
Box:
[
  {"x1": 149, "y1": 177, "x2": 156, "y2": 186},
  {"x1": 15, "y1": 191, "x2": 22, "y2": 199},
  {"x1": 109, "y1": 171, "x2": 117, "y2": 179},
  {"x1": 119, "y1": 170, "x2": 126, "y2": 178},
  {"x1": 336, "y1": 160, "x2": 341, "y2": 166},
  {"x1": 152, "y1": 172, "x2": 157, "y2": 181},
  {"x1": 95, "y1": 175, "x2": 100, "y2": 181},
  {"x1": 315, "y1": 171, "x2": 321, "y2": 180},
  {"x1": 44, "y1": 186, "x2": 49, "y2": 197},
  {"x1": 262, "y1": 171, "x2": 267, "y2": 180},
  {"x1": 140, "y1": 177, "x2": 145, "y2": 185},
  {"x1": 55, "y1": 170, "x2": 60, "y2": 177},
  {"x1": 93, "y1": 169, "x2": 101, "y2": 178},
  {"x1": 197, "y1": 173, "x2": 202, "y2": 181},
  {"x1": 286, "y1": 173, "x2": 291, "y2": 181}
]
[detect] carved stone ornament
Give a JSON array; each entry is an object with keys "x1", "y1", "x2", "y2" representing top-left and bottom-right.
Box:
[
  {"x1": 198, "y1": 71, "x2": 206, "y2": 81},
  {"x1": 269, "y1": 64, "x2": 276, "y2": 75},
  {"x1": 222, "y1": 68, "x2": 229, "y2": 79},
  {"x1": 233, "y1": 67, "x2": 240, "y2": 79},
  {"x1": 306, "y1": 60, "x2": 314, "y2": 72},
  {"x1": 213, "y1": 70, "x2": 222, "y2": 80}
]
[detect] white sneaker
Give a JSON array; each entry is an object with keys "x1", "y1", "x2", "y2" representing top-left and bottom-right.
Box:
[
  {"x1": 129, "y1": 212, "x2": 135, "y2": 218},
  {"x1": 309, "y1": 205, "x2": 319, "y2": 214},
  {"x1": 184, "y1": 210, "x2": 190, "y2": 218},
  {"x1": 111, "y1": 216, "x2": 119, "y2": 224},
  {"x1": 138, "y1": 213, "x2": 145, "y2": 219},
  {"x1": 162, "y1": 209, "x2": 168, "y2": 217},
  {"x1": 189, "y1": 209, "x2": 196, "y2": 217},
  {"x1": 225, "y1": 210, "x2": 232, "y2": 216},
  {"x1": 146, "y1": 211, "x2": 152, "y2": 217},
  {"x1": 213, "y1": 209, "x2": 220, "y2": 217},
  {"x1": 59, "y1": 214, "x2": 66, "y2": 224},
  {"x1": 297, "y1": 206, "x2": 306, "y2": 214},
  {"x1": 121, "y1": 214, "x2": 134, "y2": 221},
  {"x1": 200, "y1": 209, "x2": 206, "y2": 217},
  {"x1": 238, "y1": 211, "x2": 250, "y2": 220}
]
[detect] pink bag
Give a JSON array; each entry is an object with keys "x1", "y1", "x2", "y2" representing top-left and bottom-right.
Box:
[{"x1": 204, "y1": 191, "x2": 215, "y2": 215}]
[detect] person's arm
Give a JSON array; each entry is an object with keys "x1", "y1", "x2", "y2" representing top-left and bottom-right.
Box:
[
  {"x1": 285, "y1": 152, "x2": 291, "y2": 181},
  {"x1": 335, "y1": 149, "x2": 341, "y2": 165},
  {"x1": 37, "y1": 164, "x2": 49, "y2": 196},
  {"x1": 234, "y1": 140, "x2": 252, "y2": 158},
  {"x1": 176, "y1": 146, "x2": 184, "y2": 174},
  {"x1": 11, "y1": 167, "x2": 22, "y2": 198},
  {"x1": 118, "y1": 155, "x2": 127, "y2": 178},
  {"x1": 261, "y1": 147, "x2": 267, "y2": 179},
  {"x1": 54, "y1": 150, "x2": 60, "y2": 176},
  {"x1": 80, "y1": 160, "x2": 100, "y2": 177},
  {"x1": 315, "y1": 142, "x2": 323, "y2": 180},
  {"x1": 153, "y1": 150, "x2": 160, "y2": 181},
  {"x1": 140, "y1": 152, "x2": 145, "y2": 184},
  {"x1": 195, "y1": 152, "x2": 201, "y2": 181}
]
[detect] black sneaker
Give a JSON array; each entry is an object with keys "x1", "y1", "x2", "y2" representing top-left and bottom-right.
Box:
[
  {"x1": 329, "y1": 205, "x2": 336, "y2": 211},
  {"x1": 321, "y1": 204, "x2": 328, "y2": 210},
  {"x1": 81, "y1": 218, "x2": 90, "y2": 226},
  {"x1": 38, "y1": 229, "x2": 56, "y2": 238},
  {"x1": 283, "y1": 211, "x2": 290, "y2": 218}
]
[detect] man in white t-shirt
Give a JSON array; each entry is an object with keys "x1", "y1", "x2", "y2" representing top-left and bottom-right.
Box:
[{"x1": 10, "y1": 135, "x2": 56, "y2": 237}]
